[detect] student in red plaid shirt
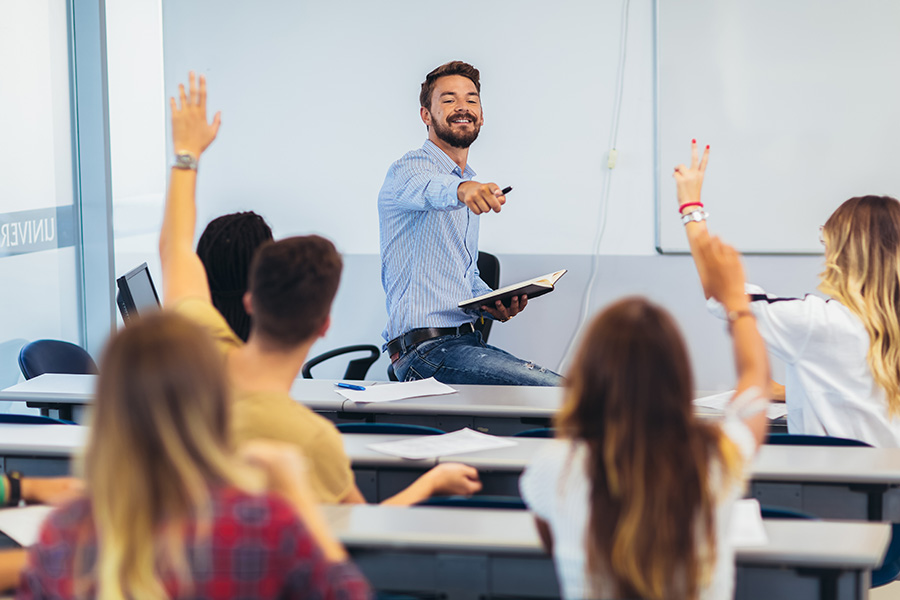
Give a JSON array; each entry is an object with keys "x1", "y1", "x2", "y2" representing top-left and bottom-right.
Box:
[{"x1": 16, "y1": 312, "x2": 370, "y2": 600}]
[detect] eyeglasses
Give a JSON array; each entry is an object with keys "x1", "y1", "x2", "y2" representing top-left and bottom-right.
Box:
[{"x1": 818, "y1": 226, "x2": 826, "y2": 247}]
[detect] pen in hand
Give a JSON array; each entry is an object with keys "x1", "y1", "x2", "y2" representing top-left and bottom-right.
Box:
[{"x1": 501, "y1": 186, "x2": 512, "y2": 195}]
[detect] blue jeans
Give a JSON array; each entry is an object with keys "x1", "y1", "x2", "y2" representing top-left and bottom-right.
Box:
[{"x1": 392, "y1": 331, "x2": 563, "y2": 386}]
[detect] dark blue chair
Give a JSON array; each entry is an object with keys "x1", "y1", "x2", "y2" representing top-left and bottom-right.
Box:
[
  {"x1": 765, "y1": 433, "x2": 899, "y2": 587},
  {"x1": 760, "y1": 505, "x2": 819, "y2": 520},
  {"x1": 514, "y1": 427, "x2": 556, "y2": 438},
  {"x1": 18, "y1": 339, "x2": 98, "y2": 380},
  {"x1": 0, "y1": 414, "x2": 73, "y2": 425},
  {"x1": 766, "y1": 433, "x2": 870, "y2": 447},
  {"x1": 417, "y1": 495, "x2": 526, "y2": 510},
  {"x1": 336, "y1": 423, "x2": 444, "y2": 436}
]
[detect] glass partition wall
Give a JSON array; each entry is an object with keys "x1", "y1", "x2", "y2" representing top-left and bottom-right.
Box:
[{"x1": 0, "y1": 0, "x2": 115, "y2": 402}]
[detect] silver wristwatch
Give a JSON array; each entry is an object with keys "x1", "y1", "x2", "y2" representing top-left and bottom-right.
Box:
[
  {"x1": 173, "y1": 152, "x2": 199, "y2": 171},
  {"x1": 681, "y1": 209, "x2": 709, "y2": 225}
]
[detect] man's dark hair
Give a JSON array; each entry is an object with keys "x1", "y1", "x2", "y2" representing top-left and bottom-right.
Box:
[
  {"x1": 197, "y1": 211, "x2": 273, "y2": 342},
  {"x1": 248, "y1": 235, "x2": 343, "y2": 348},
  {"x1": 419, "y1": 61, "x2": 481, "y2": 109}
]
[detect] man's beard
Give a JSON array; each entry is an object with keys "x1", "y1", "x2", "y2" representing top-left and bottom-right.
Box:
[{"x1": 432, "y1": 114, "x2": 481, "y2": 149}]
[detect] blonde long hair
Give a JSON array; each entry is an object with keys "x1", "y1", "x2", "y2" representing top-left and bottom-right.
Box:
[
  {"x1": 556, "y1": 298, "x2": 742, "y2": 600},
  {"x1": 819, "y1": 195, "x2": 900, "y2": 416},
  {"x1": 82, "y1": 312, "x2": 258, "y2": 600}
]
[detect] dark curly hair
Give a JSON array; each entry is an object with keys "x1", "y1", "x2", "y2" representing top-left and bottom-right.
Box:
[{"x1": 196, "y1": 211, "x2": 273, "y2": 341}]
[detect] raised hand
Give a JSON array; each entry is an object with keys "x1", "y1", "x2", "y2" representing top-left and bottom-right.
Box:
[
  {"x1": 170, "y1": 72, "x2": 221, "y2": 158},
  {"x1": 673, "y1": 139, "x2": 710, "y2": 211}
]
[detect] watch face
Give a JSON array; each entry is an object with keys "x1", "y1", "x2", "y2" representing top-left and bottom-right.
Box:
[{"x1": 174, "y1": 154, "x2": 198, "y2": 169}]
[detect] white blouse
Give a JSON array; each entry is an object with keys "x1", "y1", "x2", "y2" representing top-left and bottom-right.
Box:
[
  {"x1": 711, "y1": 284, "x2": 900, "y2": 447},
  {"x1": 520, "y1": 401, "x2": 758, "y2": 600}
]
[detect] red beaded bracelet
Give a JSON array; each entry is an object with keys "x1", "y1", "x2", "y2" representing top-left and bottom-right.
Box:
[{"x1": 679, "y1": 201, "x2": 704, "y2": 213}]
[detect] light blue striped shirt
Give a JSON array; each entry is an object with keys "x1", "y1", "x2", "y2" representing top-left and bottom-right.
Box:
[{"x1": 379, "y1": 139, "x2": 493, "y2": 344}]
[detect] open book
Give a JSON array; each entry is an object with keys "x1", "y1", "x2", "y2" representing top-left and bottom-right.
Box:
[{"x1": 459, "y1": 269, "x2": 567, "y2": 310}]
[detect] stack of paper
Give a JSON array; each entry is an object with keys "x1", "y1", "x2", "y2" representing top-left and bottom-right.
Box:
[
  {"x1": 693, "y1": 390, "x2": 788, "y2": 420},
  {"x1": 368, "y1": 428, "x2": 517, "y2": 460},
  {"x1": 0, "y1": 505, "x2": 54, "y2": 546},
  {"x1": 334, "y1": 377, "x2": 457, "y2": 404},
  {"x1": 728, "y1": 498, "x2": 768, "y2": 546}
]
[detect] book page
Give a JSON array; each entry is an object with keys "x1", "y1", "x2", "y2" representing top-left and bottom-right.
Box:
[
  {"x1": 0, "y1": 505, "x2": 54, "y2": 547},
  {"x1": 368, "y1": 428, "x2": 517, "y2": 460}
]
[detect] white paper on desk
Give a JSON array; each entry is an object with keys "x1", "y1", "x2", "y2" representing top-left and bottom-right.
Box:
[
  {"x1": 0, "y1": 505, "x2": 54, "y2": 547},
  {"x1": 367, "y1": 427, "x2": 517, "y2": 460},
  {"x1": 693, "y1": 391, "x2": 788, "y2": 420},
  {"x1": 728, "y1": 498, "x2": 768, "y2": 546},
  {"x1": 335, "y1": 377, "x2": 457, "y2": 404}
]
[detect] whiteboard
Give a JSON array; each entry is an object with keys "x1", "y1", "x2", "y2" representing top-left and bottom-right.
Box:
[
  {"x1": 656, "y1": 0, "x2": 900, "y2": 253},
  {"x1": 160, "y1": 1, "x2": 628, "y2": 255}
]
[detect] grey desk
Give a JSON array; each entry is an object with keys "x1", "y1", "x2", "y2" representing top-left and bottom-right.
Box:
[
  {"x1": 0, "y1": 424, "x2": 85, "y2": 476},
  {"x1": 292, "y1": 378, "x2": 564, "y2": 435},
  {"x1": 442, "y1": 441, "x2": 900, "y2": 521},
  {"x1": 0, "y1": 375, "x2": 349, "y2": 424},
  {"x1": 2, "y1": 375, "x2": 786, "y2": 435},
  {"x1": 4, "y1": 425, "x2": 899, "y2": 520},
  {"x1": 322, "y1": 504, "x2": 889, "y2": 600},
  {"x1": 343, "y1": 436, "x2": 900, "y2": 519}
]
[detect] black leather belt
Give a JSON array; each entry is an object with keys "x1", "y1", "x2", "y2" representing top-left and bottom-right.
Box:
[{"x1": 387, "y1": 322, "x2": 476, "y2": 362}]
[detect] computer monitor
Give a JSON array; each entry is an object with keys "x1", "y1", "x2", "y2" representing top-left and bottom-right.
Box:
[{"x1": 116, "y1": 262, "x2": 161, "y2": 325}]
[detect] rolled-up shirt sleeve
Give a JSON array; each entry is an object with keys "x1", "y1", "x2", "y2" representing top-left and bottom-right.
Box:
[{"x1": 388, "y1": 155, "x2": 465, "y2": 212}]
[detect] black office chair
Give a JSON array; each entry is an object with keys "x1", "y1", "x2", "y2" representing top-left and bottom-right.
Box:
[
  {"x1": 764, "y1": 433, "x2": 900, "y2": 587},
  {"x1": 474, "y1": 251, "x2": 500, "y2": 344},
  {"x1": 301, "y1": 344, "x2": 380, "y2": 380},
  {"x1": 17, "y1": 339, "x2": 98, "y2": 380}
]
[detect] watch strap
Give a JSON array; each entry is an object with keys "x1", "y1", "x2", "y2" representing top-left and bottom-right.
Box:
[
  {"x1": 173, "y1": 152, "x2": 199, "y2": 171},
  {"x1": 681, "y1": 209, "x2": 709, "y2": 225},
  {"x1": 7, "y1": 471, "x2": 22, "y2": 506}
]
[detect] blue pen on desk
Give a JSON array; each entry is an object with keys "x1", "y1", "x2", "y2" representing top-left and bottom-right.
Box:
[{"x1": 336, "y1": 382, "x2": 366, "y2": 391}]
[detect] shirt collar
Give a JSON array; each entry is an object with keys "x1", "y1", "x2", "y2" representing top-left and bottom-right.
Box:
[{"x1": 422, "y1": 139, "x2": 476, "y2": 178}]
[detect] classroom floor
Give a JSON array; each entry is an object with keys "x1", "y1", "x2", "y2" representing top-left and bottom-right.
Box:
[{"x1": 873, "y1": 581, "x2": 900, "y2": 599}]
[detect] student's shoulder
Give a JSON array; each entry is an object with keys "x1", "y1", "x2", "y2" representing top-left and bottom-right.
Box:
[
  {"x1": 214, "y1": 487, "x2": 299, "y2": 526},
  {"x1": 170, "y1": 297, "x2": 242, "y2": 349},
  {"x1": 522, "y1": 439, "x2": 579, "y2": 485},
  {"x1": 232, "y1": 390, "x2": 340, "y2": 446}
]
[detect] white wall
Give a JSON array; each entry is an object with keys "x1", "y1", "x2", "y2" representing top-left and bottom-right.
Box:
[{"x1": 107, "y1": 0, "x2": 830, "y2": 390}]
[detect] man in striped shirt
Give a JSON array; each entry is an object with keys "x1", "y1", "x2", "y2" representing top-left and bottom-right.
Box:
[{"x1": 378, "y1": 61, "x2": 561, "y2": 386}]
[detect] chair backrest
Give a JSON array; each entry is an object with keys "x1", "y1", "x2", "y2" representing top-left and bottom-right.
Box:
[
  {"x1": 474, "y1": 251, "x2": 501, "y2": 343},
  {"x1": 18, "y1": 339, "x2": 98, "y2": 380},
  {"x1": 0, "y1": 414, "x2": 73, "y2": 425},
  {"x1": 336, "y1": 422, "x2": 444, "y2": 435},
  {"x1": 759, "y1": 505, "x2": 817, "y2": 520},
  {"x1": 417, "y1": 495, "x2": 527, "y2": 510},
  {"x1": 765, "y1": 433, "x2": 872, "y2": 447},
  {"x1": 514, "y1": 427, "x2": 556, "y2": 438},
  {"x1": 301, "y1": 344, "x2": 380, "y2": 380}
]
